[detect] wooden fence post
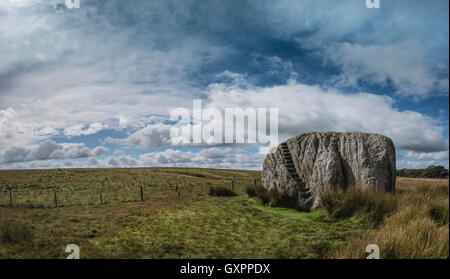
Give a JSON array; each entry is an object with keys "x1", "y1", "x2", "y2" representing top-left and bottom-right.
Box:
[
  {"x1": 140, "y1": 186, "x2": 144, "y2": 201},
  {"x1": 254, "y1": 179, "x2": 256, "y2": 187},
  {"x1": 54, "y1": 191, "x2": 57, "y2": 207},
  {"x1": 100, "y1": 190, "x2": 103, "y2": 205},
  {"x1": 232, "y1": 180, "x2": 234, "y2": 191},
  {"x1": 9, "y1": 189, "x2": 12, "y2": 207}
]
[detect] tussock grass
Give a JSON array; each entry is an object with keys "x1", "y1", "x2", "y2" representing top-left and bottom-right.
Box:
[
  {"x1": 0, "y1": 221, "x2": 34, "y2": 244},
  {"x1": 321, "y1": 188, "x2": 396, "y2": 227},
  {"x1": 429, "y1": 202, "x2": 449, "y2": 226},
  {"x1": 0, "y1": 169, "x2": 447, "y2": 259},
  {"x1": 245, "y1": 185, "x2": 266, "y2": 197},
  {"x1": 0, "y1": 168, "x2": 365, "y2": 259},
  {"x1": 208, "y1": 186, "x2": 237, "y2": 197},
  {"x1": 329, "y1": 177, "x2": 449, "y2": 259},
  {"x1": 247, "y1": 186, "x2": 299, "y2": 209},
  {"x1": 259, "y1": 188, "x2": 298, "y2": 209}
]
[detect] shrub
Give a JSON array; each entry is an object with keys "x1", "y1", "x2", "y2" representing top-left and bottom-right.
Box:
[
  {"x1": 397, "y1": 165, "x2": 449, "y2": 178},
  {"x1": 326, "y1": 178, "x2": 449, "y2": 258},
  {"x1": 209, "y1": 186, "x2": 237, "y2": 197},
  {"x1": 0, "y1": 221, "x2": 34, "y2": 244},
  {"x1": 255, "y1": 187, "x2": 299, "y2": 209},
  {"x1": 370, "y1": 195, "x2": 397, "y2": 226},
  {"x1": 258, "y1": 190, "x2": 271, "y2": 205},
  {"x1": 321, "y1": 188, "x2": 396, "y2": 226},
  {"x1": 429, "y1": 202, "x2": 449, "y2": 226},
  {"x1": 245, "y1": 185, "x2": 266, "y2": 197},
  {"x1": 310, "y1": 239, "x2": 332, "y2": 259},
  {"x1": 331, "y1": 216, "x2": 449, "y2": 259},
  {"x1": 321, "y1": 189, "x2": 345, "y2": 214},
  {"x1": 267, "y1": 189, "x2": 298, "y2": 209}
]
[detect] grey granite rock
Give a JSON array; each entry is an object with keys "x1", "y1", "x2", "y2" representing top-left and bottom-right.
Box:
[{"x1": 261, "y1": 132, "x2": 396, "y2": 211}]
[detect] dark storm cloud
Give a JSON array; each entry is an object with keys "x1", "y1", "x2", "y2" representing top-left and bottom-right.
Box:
[
  {"x1": 77, "y1": 0, "x2": 448, "y2": 95},
  {"x1": 1, "y1": 0, "x2": 447, "y2": 97}
]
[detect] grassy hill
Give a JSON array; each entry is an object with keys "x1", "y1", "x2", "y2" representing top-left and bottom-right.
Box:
[{"x1": 0, "y1": 168, "x2": 448, "y2": 259}]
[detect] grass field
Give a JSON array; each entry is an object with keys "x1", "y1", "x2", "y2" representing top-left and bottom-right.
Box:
[{"x1": 0, "y1": 168, "x2": 448, "y2": 259}]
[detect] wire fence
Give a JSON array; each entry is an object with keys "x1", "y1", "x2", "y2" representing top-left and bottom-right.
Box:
[
  {"x1": 1, "y1": 188, "x2": 128, "y2": 209},
  {"x1": 0, "y1": 178, "x2": 258, "y2": 209},
  {"x1": 0, "y1": 183, "x2": 186, "y2": 208}
]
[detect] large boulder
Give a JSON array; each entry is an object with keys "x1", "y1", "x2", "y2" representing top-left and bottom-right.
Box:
[{"x1": 261, "y1": 132, "x2": 396, "y2": 211}]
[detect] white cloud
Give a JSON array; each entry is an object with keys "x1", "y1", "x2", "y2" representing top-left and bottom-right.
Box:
[
  {"x1": 326, "y1": 42, "x2": 448, "y2": 98},
  {"x1": 91, "y1": 146, "x2": 109, "y2": 156},
  {"x1": 206, "y1": 80, "x2": 448, "y2": 153},
  {"x1": 402, "y1": 150, "x2": 449, "y2": 161},
  {"x1": 268, "y1": 0, "x2": 448, "y2": 97},
  {"x1": 0, "y1": 140, "x2": 109, "y2": 164},
  {"x1": 0, "y1": 107, "x2": 42, "y2": 150},
  {"x1": 0, "y1": 1, "x2": 220, "y2": 150},
  {"x1": 136, "y1": 147, "x2": 264, "y2": 169},
  {"x1": 106, "y1": 123, "x2": 172, "y2": 149},
  {"x1": 86, "y1": 157, "x2": 99, "y2": 166},
  {"x1": 0, "y1": 147, "x2": 263, "y2": 170},
  {"x1": 64, "y1": 123, "x2": 106, "y2": 136},
  {"x1": 0, "y1": 1, "x2": 447, "y2": 170},
  {"x1": 397, "y1": 150, "x2": 449, "y2": 169},
  {"x1": 397, "y1": 160, "x2": 449, "y2": 169},
  {"x1": 103, "y1": 77, "x2": 448, "y2": 157}
]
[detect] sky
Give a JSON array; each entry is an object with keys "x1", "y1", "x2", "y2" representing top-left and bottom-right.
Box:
[{"x1": 0, "y1": 0, "x2": 448, "y2": 170}]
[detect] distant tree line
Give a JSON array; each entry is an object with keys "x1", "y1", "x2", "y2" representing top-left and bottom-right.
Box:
[{"x1": 397, "y1": 165, "x2": 449, "y2": 179}]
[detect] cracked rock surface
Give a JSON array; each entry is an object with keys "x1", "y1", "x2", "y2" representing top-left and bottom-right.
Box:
[{"x1": 261, "y1": 132, "x2": 396, "y2": 211}]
